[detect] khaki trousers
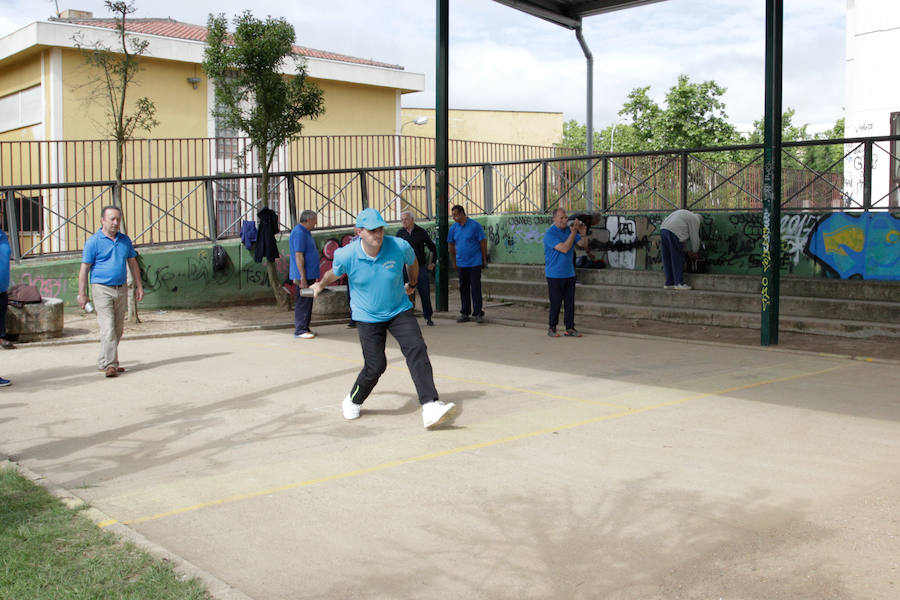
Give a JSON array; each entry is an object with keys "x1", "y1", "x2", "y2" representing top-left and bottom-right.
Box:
[{"x1": 92, "y1": 283, "x2": 127, "y2": 370}]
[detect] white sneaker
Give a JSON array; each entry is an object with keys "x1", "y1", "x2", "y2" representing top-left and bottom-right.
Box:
[
  {"x1": 673, "y1": 283, "x2": 692, "y2": 290},
  {"x1": 422, "y1": 400, "x2": 456, "y2": 429},
  {"x1": 295, "y1": 331, "x2": 316, "y2": 339},
  {"x1": 342, "y1": 395, "x2": 361, "y2": 420},
  {"x1": 663, "y1": 284, "x2": 675, "y2": 289}
]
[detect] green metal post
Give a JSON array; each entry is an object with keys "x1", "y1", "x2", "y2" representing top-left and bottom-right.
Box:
[
  {"x1": 435, "y1": 0, "x2": 450, "y2": 312},
  {"x1": 761, "y1": 0, "x2": 783, "y2": 346}
]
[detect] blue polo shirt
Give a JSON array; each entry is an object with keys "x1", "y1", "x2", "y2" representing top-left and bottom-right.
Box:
[
  {"x1": 332, "y1": 236, "x2": 414, "y2": 323},
  {"x1": 544, "y1": 224, "x2": 580, "y2": 278},
  {"x1": 288, "y1": 224, "x2": 320, "y2": 281},
  {"x1": 447, "y1": 218, "x2": 486, "y2": 267},
  {"x1": 0, "y1": 230, "x2": 10, "y2": 293},
  {"x1": 82, "y1": 229, "x2": 136, "y2": 286}
]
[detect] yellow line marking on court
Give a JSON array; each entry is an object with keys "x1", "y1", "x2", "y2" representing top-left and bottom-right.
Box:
[{"x1": 98, "y1": 361, "x2": 853, "y2": 529}]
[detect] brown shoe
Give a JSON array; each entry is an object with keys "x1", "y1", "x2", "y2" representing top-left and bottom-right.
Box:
[
  {"x1": 117, "y1": 366, "x2": 125, "y2": 373},
  {"x1": 105, "y1": 366, "x2": 119, "y2": 378}
]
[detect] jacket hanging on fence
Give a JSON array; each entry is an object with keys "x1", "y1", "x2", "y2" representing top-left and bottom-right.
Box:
[
  {"x1": 254, "y1": 208, "x2": 280, "y2": 263},
  {"x1": 240, "y1": 220, "x2": 258, "y2": 249}
]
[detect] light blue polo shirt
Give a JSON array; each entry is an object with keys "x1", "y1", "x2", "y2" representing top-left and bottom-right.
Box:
[
  {"x1": 544, "y1": 224, "x2": 580, "y2": 278},
  {"x1": 447, "y1": 218, "x2": 486, "y2": 267},
  {"x1": 332, "y1": 236, "x2": 414, "y2": 323},
  {"x1": 82, "y1": 229, "x2": 136, "y2": 286},
  {"x1": 288, "y1": 224, "x2": 320, "y2": 281}
]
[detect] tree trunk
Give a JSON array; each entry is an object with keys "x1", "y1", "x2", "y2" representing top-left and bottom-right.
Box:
[{"x1": 266, "y1": 260, "x2": 290, "y2": 309}]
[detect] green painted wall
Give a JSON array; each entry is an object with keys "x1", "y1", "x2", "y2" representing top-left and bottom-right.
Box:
[{"x1": 11, "y1": 211, "x2": 899, "y2": 309}]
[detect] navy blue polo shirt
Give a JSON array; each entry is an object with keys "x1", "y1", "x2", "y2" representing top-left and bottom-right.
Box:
[
  {"x1": 289, "y1": 223, "x2": 320, "y2": 281},
  {"x1": 447, "y1": 218, "x2": 486, "y2": 267},
  {"x1": 543, "y1": 224, "x2": 580, "y2": 278}
]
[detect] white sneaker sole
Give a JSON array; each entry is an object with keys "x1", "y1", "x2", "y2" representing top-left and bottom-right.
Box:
[{"x1": 424, "y1": 403, "x2": 457, "y2": 429}]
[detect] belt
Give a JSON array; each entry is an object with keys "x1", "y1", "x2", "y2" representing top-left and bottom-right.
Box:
[{"x1": 99, "y1": 283, "x2": 125, "y2": 288}]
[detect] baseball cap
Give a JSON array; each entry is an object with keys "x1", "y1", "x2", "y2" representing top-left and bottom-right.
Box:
[{"x1": 355, "y1": 208, "x2": 387, "y2": 230}]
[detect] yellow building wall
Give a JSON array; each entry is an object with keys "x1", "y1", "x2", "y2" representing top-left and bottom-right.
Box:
[
  {"x1": 61, "y1": 49, "x2": 207, "y2": 140},
  {"x1": 400, "y1": 108, "x2": 563, "y2": 148},
  {"x1": 0, "y1": 52, "x2": 41, "y2": 99},
  {"x1": 303, "y1": 80, "x2": 397, "y2": 136}
]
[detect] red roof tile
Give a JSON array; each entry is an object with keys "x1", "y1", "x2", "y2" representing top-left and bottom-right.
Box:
[{"x1": 51, "y1": 17, "x2": 404, "y2": 70}]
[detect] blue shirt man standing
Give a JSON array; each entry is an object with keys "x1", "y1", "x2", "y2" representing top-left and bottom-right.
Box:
[
  {"x1": 447, "y1": 205, "x2": 487, "y2": 323},
  {"x1": 0, "y1": 230, "x2": 11, "y2": 385},
  {"x1": 543, "y1": 208, "x2": 587, "y2": 337},
  {"x1": 289, "y1": 210, "x2": 320, "y2": 339},
  {"x1": 77, "y1": 205, "x2": 144, "y2": 377},
  {"x1": 310, "y1": 208, "x2": 456, "y2": 430}
]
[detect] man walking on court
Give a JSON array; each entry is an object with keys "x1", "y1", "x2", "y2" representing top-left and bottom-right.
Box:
[
  {"x1": 77, "y1": 205, "x2": 144, "y2": 377},
  {"x1": 660, "y1": 209, "x2": 703, "y2": 290},
  {"x1": 447, "y1": 204, "x2": 487, "y2": 323},
  {"x1": 310, "y1": 208, "x2": 456, "y2": 429},
  {"x1": 396, "y1": 210, "x2": 437, "y2": 326},
  {"x1": 289, "y1": 209, "x2": 320, "y2": 339},
  {"x1": 544, "y1": 208, "x2": 588, "y2": 337}
]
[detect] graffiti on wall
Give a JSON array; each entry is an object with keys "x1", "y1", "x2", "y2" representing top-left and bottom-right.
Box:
[
  {"x1": 16, "y1": 273, "x2": 67, "y2": 298},
  {"x1": 579, "y1": 215, "x2": 656, "y2": 270},
  {"x1": 806, "y1": 212, "x2": 900, "y2": 280}
]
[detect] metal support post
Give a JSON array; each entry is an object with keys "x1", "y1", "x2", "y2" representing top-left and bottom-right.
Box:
[
  {"x1": 4, "y1": 190, "x2": 21, "y2": 262},
  {"x1": 483, "y1": 164, "x2": 494, "y2": 214},
  {"x1": 425, "y1": 169, "x2": 433, "y2": 219},
  {"x1": 541, "y1": 161, "x2": 548, "y2": 213},
  {"x1": 761, "y1": 0, "x2": 783, "y2": 346},
  {"x1": 601, "y1": 157, "x2": 609, "y2": 212},
  {"x1": 287, "y1": 177, "x2": 298, "y2": 228},
  {"x1": 435, "y1": 0, "x2": 450, "y2": 312},
  {"x1": 863, "y1": 141, "x2": 873, "y2": 211},
  {"x1": 204, "y1": 180, "x2": 218, "y2": 242},
  {"x1": 359, "y1": 171, "x2": 368, "y2": 209}
]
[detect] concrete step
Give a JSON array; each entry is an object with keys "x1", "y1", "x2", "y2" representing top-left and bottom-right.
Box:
[
  {"x1": 481, "y1": 264, "x2": 900, "y2": 338},
  {"x1": 487, "y1": 293, "x2": 900, "y2": 339},
  {"x1": 484, "y1": 278, "x2": 900, "y2": 325},
  {"x1": 485, "y1": 264, "x2": 900, "y2": 302}
]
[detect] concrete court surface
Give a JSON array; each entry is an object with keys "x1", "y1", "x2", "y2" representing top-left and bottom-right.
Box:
[{"x1": 1, "y1": 320, "x2": 899, "y2": 600}]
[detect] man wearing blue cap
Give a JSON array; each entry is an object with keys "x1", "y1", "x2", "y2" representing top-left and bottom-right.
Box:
[{"x1": 310, "y1": 208, "x2": 456, "y2": 429}]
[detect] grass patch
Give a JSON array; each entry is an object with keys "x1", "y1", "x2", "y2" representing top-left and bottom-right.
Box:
[{"x1": 0, "y1": 467, "x2": 210, "y2": 600}]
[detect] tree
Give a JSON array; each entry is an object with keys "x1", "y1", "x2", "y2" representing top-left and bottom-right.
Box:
[
  {"x1": 75, "y1": 0, "x2": 158, "y2": 200},
  {"x1": 744, "y1": 110, "x2": 844, "y2": 173},
  {"x1": 744, "y1": 107, "x2": 809, "y2": 144},
  {"x1": 805, "y1": 118, "x2": 845, "y2": 173},
  {"x1": 618, "y1": 75, "x2": 738, "y2": 151},
  {"x1": 203, "y1": 10, "x2": 324, "y2": 306},
  {"x1": 75, "y1": 0, "x2": 158, "y2": 323}
]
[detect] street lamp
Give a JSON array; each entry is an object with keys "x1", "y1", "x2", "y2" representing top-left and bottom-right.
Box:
[{"x1": 401, "y1": 115, "x2": 429, "y2": 134}]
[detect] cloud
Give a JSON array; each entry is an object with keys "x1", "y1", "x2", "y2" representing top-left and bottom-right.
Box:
[{"x1": 0, "y1": 0, "x2": 846, "y2": 130}]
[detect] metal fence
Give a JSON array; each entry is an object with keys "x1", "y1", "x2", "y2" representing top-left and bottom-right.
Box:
[{"x1": 1, "y1": 134, "x2": 896, "y2": 261}]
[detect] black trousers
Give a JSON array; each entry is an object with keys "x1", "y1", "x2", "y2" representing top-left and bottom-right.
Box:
[
  {"x1": 547, "y1": 276, "x2": 576, "y2": 330},
  {"x1": 0, "y1": 292, "x2": 6, "y2": 338},
  {"x1": 294, "y1": 290, "x2": 313, "y2": 334},
  {"x1": 457, "y1": 265, "x2": 483, "y2": 317},
  {"x1": 349, "y1": 309, "x2": 438, "y2": 406}
]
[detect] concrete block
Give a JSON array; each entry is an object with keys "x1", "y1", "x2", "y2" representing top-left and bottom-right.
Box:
[
  {"x1": 310, "y1": 286, "x2": 349, "y2": 318},
  {"x1": 6, "y1": 298, "x2": 64, "y2": 342}
]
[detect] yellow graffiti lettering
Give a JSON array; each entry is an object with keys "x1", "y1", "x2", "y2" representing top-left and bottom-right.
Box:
[
  {"x1": 886, "y1": 229, "x2": 899, "y2": 244},
  {"x1": 822, "y1": 226, "x2": 865, "y2": 256}
]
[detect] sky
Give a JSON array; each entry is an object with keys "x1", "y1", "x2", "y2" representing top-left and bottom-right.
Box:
[{"x1": 1, "y1": 0, "x2": 846, "y2": 132}]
